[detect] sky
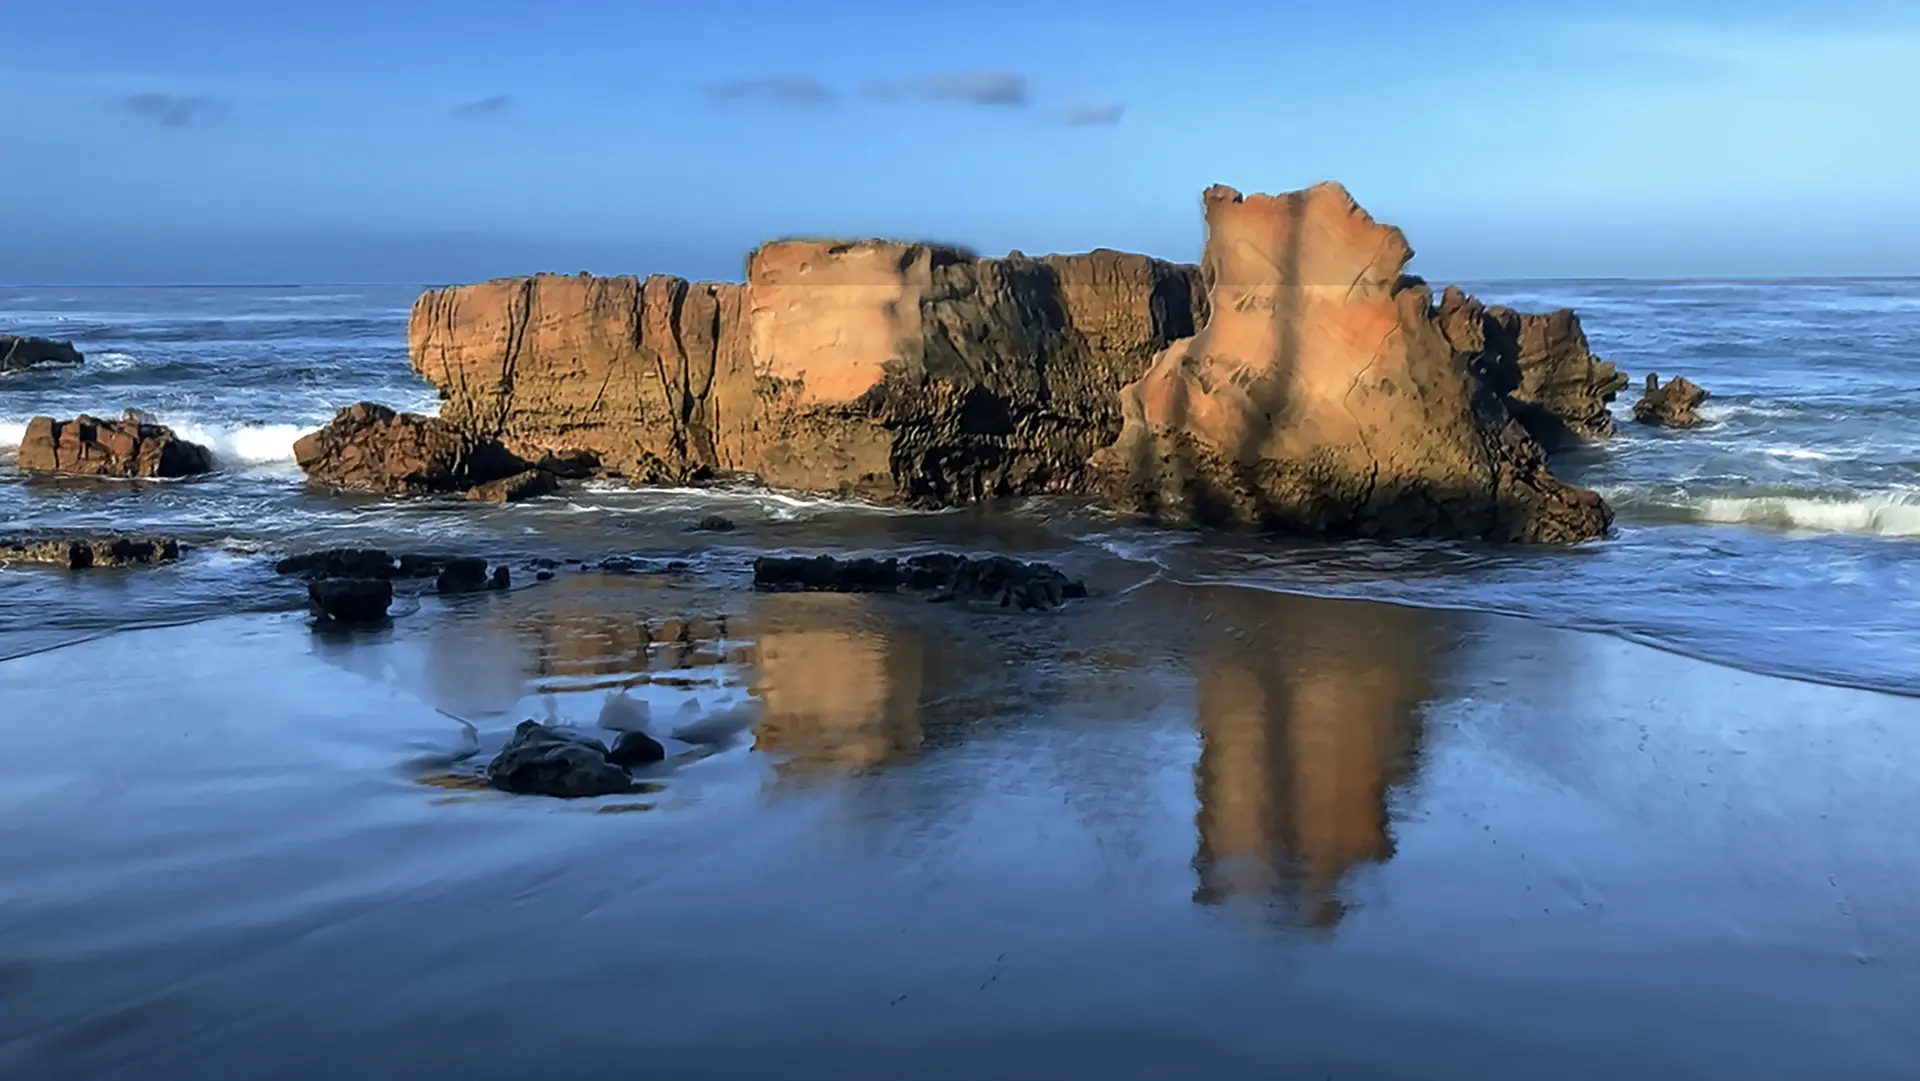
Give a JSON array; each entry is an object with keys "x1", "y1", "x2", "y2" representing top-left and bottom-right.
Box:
[{"x1": 2, "y1": 0, "x2": 1918, "y2": 284}]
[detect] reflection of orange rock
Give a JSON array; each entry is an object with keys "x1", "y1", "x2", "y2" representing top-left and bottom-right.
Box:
[
  {"x1": 749, "y1": 594, "x2": 924, "y2": 772},
  {"x1": 1093, "y1": 183, "x2": 1610, "y2": 542},
  {"x1": 1191, "y1": 592, "x2": 1432, "y2": 925}
]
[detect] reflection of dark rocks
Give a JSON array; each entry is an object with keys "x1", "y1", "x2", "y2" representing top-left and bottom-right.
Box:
[
  {"x1": 307, "y1": 578, "x2": 392, "y2": 624},
  {"x1": 0, "y1": 535, "x2": 180, "y2": 569},
  {"x1": 486, "y1": 720, "x2": 634, "y2": 798},
  {"x1": 1, "y1": 335, "x2": 84, "y2": 372},
  {"x1": 466, "y1": 469, "x2": 560, "y2": 504},
  {"x1": 691, "y1": 515, "x2": 736, "y2": 533},
  {"x1": 754, "y1": 552, "x2": 1088, "y2": 611},
  {"x1": 1632, "y1": 374, "x2": 1710, "y2": 429},
  {"x1": 607, "y1": 730, "x2": 666, "y2": 767},
  {"x1": 17, "y1": 413, "x2": 215, "y2": 478}
]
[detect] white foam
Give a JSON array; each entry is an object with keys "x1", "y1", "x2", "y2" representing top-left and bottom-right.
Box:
[
  {"x1": 1694, "y1": 492, "x2": 1920, "y2": 538},
  {"x1": 0, "y1": 421, "x2": 26, "y2": 450},
  {"x1": 166, "y1": 421, "x2": 313, "y2": 467},
  {"x1": 1762, "y1": 445, "x2": 1840, "y2": 462}
]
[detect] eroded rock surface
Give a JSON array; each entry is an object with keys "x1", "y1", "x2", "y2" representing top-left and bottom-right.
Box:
[
  {"x1": 1632, "y1": 373, "x2": 1710, "y2": 429},
  {"x1": 1090, "y1": 183, "x2": 1610, "y2": 543},
  {"x1": 1436, "y1": 286, "x2": 1628, "y2": 446},
  {"x1": 409, "y1": 248, "x2": 1203, "y2": 503},
  {"x1": 17, "y1": 413, "x2": 214, "y2": 478},
  {"x1": 292, "y1": 402, "x2": 526, "y2": 495},
  {"x1": 0, "y1": 535, "x2": 180, "y2": 568}
]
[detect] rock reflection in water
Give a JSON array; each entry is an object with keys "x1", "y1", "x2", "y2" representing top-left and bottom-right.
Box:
[
  {"x1": 1190, "y1": 588, "x2": 1447, "y2": 927},
  {"x1": 749, "y1": 593, "x2": 925, "y2": 774}
]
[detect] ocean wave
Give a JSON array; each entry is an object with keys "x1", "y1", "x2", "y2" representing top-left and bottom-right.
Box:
[{"x1": 1608, "y1": 485, "x2": 1920, "y2": 538}]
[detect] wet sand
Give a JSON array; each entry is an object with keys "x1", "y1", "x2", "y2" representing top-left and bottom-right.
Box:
[{"x1": 1, "y1": 577, "x2": 1915, "y2": 1080}]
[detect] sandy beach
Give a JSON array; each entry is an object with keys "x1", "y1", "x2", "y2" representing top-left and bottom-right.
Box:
[{"x1": 2, "y1": 577, "x2": 1913, "y2": 1081}]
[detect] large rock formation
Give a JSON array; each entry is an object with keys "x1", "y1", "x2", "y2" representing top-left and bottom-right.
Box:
[
  {"x1": 16, "y1": 413, "x2": 214, "y2": 478},
  {"x1": 292, "y1": 402, "x2": 528, "y2": 495},
  {"x1": 1088, "y1": 183, "x2": 1610, "y2": 543},
  {"x1": 1, "y1": 335, "x2": 84, "y2": 372},
  {"x1": 1435, "y1": 286, "x2": 1628, "y2": 446},
  {"x1": 410, "y1": 248, "x2": 1203, "y2": 502}
]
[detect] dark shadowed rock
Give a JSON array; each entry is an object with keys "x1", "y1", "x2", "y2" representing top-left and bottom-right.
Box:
[
  {"x1": 1632, "y1": 373, "x2": 1710, "y2": 429},
  {"x1": 691, "y1": 515, "x2": 737, "y2": 533},
  {"x1": 292, "y1": 402, "x2": 527, "y2": 496},
  {"x1": 1436, "y1": 285, "x2": 1629, "y2": 446},
  {"x1": 1, "y1": 335, "x2": 84, "y2": 372},
  {"x1": 486, "y1": 720, "x2": 635, "y2": 798},
  {"x1": 465, "y1": 469, "x2": 559, "y2": 504},
  {"x1": 275, "y1": 548, "x2": 398, "y2": 580},
  {"x1": 754, "y1": 552, "x2": 1087, "y2": 611},
  {"x1": 436, "y1": 557, "x2": 491, "y2": 594},
  {"x1": 0, "y1": 535, "x2": 180, "y2": 569},
  {"x1": 16, "y1": 413, "x2": 214, "y2": 478},
  {"x1": 488, "y1": 565, "x2": 511, "y2": 591},
  {"x1": 397, "y1": 553, "x2": 452, "y2": 578},
  {"x1": 607, "y1": 730, "x2": 666, "y2": 768},
  {"x1": 307, "y1": 578, "x2": 393, "y2": 624}
]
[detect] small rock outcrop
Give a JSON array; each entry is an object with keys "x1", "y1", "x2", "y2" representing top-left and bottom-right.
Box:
[
  {"x1": 753, "y1": 552, "x2": 1088, "y2": 611},
  {"x1": 465, "y1": 469, "x2": 558, "y2": 504},
  {"x1": 1436, "y1": 286, "x2": 1629, "y2": 446},
  {"x1": 1632, "y1": 374, "x2": 1709, "y2": 429},
  {"x1": 16, "y1": 413, "x2": 215, "y2": 478},
  {"x1": 486, "y1": 720, "x2": 635, "y2": 798},
  {"x1": 1090, "y1": 183, "x2": 1611, "y2": 543},
  {"x1": 435, "y1": 557, "x2": 495, "y2": 594},
  {"x1": 307, "y1": 578, "x2": 393, "y2": 624},
  {"x1": 691, "y1": 514, "x2": 736, "y2": 533},
  {"x1": 607, "y1": 730, "x2": 667, "y2": 768},
  {"x1": 291, "y1": 402, "x2": 526, "y2": 496},
  {"x1": 0, "y1": 535, "x2": 180, "y2": 568},
  {"x1": 0, "y1": 335, "x2": 84, "y2": 372}
]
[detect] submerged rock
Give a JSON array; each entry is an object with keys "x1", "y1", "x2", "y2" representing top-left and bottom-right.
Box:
[
  {"x1": 292, "y1": 401, "x2": 526, "y2": 496},
  {"x1": 436, "y1": 556, "x2": 492, "y2": 594},
  {"x1": 275, "y1": 548, "x2": 399, "y2": 580},
  {"x1": 307, "y1": 578, "x2": 393, "y2": 624},
  {"x1": 0, "y1": 535, "x2": 180, "y2": 569},
  {"x1": 691, "y1": 514, "x2": 737, "y2": 533},
  {"x1": 0, "y1": 335, "x2": 84, "y2": 372},
  {"x1": 1090, "y1": 183, "x2": 1610, "y2": 543},
  {"x1": 465, "y1": 468, "x2": 559, "y2": 504},
  {"x1": 16, "y1": 412, "x2": 215, "y2": 478},
  {"x1": 753, "y1": 552, "x2": 1088, "y2": 611},
  {"x1": 606, "y1": 730, "x2": 666, "y2": 768},
  {"x1": 486, "y1": 720, "x2": 635, "y2": 798},
  {"x1": 1632, "y1": 374, "x2": 1710, "y2": 429}
]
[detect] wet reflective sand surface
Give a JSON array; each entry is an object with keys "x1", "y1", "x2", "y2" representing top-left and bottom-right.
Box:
[{"x1": 2, "y1": 577, "x2": 1916, "y2": 1080}]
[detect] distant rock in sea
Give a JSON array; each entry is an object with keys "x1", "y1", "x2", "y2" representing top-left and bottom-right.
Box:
[
  {"x1": 0, "y1": 334, "x2": 84, "y2": 372},
  {"x1": 17, "y1": 412, "x2": 214, "y2": 478},
  {"x1": 1633, "y1": 373, "x2": 1711, "y2": 429}
]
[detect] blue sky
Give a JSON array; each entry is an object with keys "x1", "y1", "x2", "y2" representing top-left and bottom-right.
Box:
[{"x1": 3, "y1": 0, "x2": 1917, "y2": 283}]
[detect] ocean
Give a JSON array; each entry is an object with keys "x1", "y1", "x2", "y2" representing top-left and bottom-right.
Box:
[{"x1": 3, "y1": 280, "x2": 1917, "y2": 692}]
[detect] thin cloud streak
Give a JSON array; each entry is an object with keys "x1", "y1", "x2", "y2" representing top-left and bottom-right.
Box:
[
  {"x1": 1058, "y1": 101, "x2": 1124, "y2": 126},
  {"x1": 124, "y1": 93, "x2": 223, "y2": 127},
  {"x1": 452, "y1": 95, "x2": 513, "y2": 119},
  {"x1": 705, "y1": 76, "x2": 836, "y2": 109}
]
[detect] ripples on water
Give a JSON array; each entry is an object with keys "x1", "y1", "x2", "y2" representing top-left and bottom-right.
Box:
[{"x1": 2, "y1": 280, "x2": 1918, "y2": 693}]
